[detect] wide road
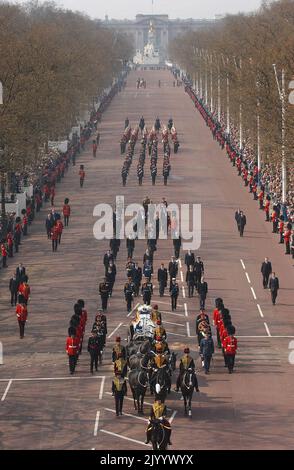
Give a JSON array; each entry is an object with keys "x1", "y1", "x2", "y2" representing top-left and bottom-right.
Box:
[{"x1": 0, "y1": 70, "x2": 293, "y2": 450}]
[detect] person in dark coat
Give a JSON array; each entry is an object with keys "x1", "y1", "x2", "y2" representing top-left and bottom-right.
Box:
[
  {"x1": 170, "y1": 278, "x2": 179, "y2": 311},
  {"x1": 126, "y1": 235, "x2": 135, "y2": 259},
  {"x1": 157, "y1": 263, "x2": 168, "y2": 297},
  {"x1": 16, "y1": 264, "x2": 26, "y2": 284},
  {"x1": 186, "y1": 265, "x2": 195, "y2": 298},
  {"x1": 238, "y1": 211, "x2": 247, "y2": 237},
  {"x1": 103, "y1": 250, "x2": 114, "y2": 275},
  {"x1": 269, "y1": 272, "x2": 279, "y2": 305},
  {"x1": 87, "y1": 331, "x2": 100, "y2": 373},
  {"x1": 260, "y1": 257, "x2": 272, "y2": 289},
  {"x1": 9, "y1": 273, "x2": 18, "y2": 306},
  {"x1": 193, "y1": 256, "x2": 204, "y2": 290},
  {"x1": 168, "y1": 256, "x2": 178, "y2": 289},
  {"x1": 235, "y1": 209, "x2": 241, "y2": 232},
  {"x1": 173, "y1": 234, "x2": 181, "y2": 259},
  {"x1": 184, "y1": 250, "x2": 195, "y2": 268},
  {"x1": 200, "y1": 333, "x2": 215, "y2": 374},
  {"x1": 132, "y1": 262, "x2": 142, "y2": 296},
  {"x1": 197, "y1": 276, "x2": 208, "y2": 309}
]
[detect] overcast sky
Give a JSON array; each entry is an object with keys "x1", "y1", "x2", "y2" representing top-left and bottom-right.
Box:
[{"x1": 15, "y1": 0, "x2": 263, "y2": 19}]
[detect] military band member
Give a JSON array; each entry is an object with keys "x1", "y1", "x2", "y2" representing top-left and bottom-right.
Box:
[
  {"x1": 99, "y1": 277, "x2": 111, "y2": 312},
  {"x1": 112, "y1": 336, "x2": 127, "y2": 362}
]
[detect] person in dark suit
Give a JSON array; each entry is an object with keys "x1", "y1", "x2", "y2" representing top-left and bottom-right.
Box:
[
  {"x1": 238, "y1": 211, "x2": 247, "y2": 237},
  {"x1": 261, "y1": 257, "x2": 272, "y2": 289},
  {"x1": 132, "y1": 262, "x2": 142, "y2": 296},
  {"x1": 9, "y1": 273, "x2": 18, "y2": 306},
  {"x1": 168, "y1": 256, "x2": 178, "y2": 289},
  {"x1": 184, "y1": 250, "x2": 195, "y2": 268},
  {"x1": 173, "y1": 233, "x2": 181, "y2": 259},
  {"x1": 16, "y1": 264, "x2": 26, "y2": 284},
  {"x1": 235, "y1": 209, "x2": 241, "y2": 232},
  {"x1": 186, "y1": 265, "x2": 196, "y2": 298},
  {"x1": 198, "y1": 276, "x2": 208, "y2": 310},
  {"x1": 103, "y1": 250, "x2": 114, "y2": 275},
  {"x1": 269, "y1": 272, "x2": 279, "y2": 305},
  {"x1": 126, "y1": 235, "x2": 135, "y2": 259},
  {"x1": 157, "y1": 263, "x2": 168, "y2": 297}
]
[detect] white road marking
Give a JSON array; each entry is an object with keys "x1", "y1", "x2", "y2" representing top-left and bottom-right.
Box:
[
  {"x1": 257, "y1": 304, "x2": 264, "y2": 318},
  {"x1": 182, "y1": 286, "x2": 186, "y2": 298},
  {"x1": 240, "y1": 259, "x2": 246, "y2": 270},
  {"x1": 156, "y1": 301, "x2": 183, "y2": 307},
  {"x1": 1, "y1": 380, "x2": 12, "y2": 402},
  {"x1": 184, "y1": 302, "x2": 188, "y2": 317},
  {"x1": 251, "y1": 287, "x2": 257, "y2": 300},
  {"x1": 159, "y1": 310, "x2": 185, "y2": 317},
  {"x1": 180, "y1": 271, "x2": 184, "y2": 282},
  {"x1": 264, "y1": 322, "x2": 271, "y2": 337},
  {"x1": 186, "y1": 322, "x2": 191, "y2": 337},
  {"x1": 178, "y1": 259, "x2": 182, "y2": 268},
  {"x1": 99, "y1": 376, "x2": 105, "y2": 400},
  {"x1": 100, "y1": 429, "x2": 151, "y2": 447},
  {"x1": 107, "y1": 323, "x2": 123, "y2": 339},
  {"x1": 105, "y1": 408, "x2": 148, "y2": 422},
  {"x1": 245, "y1": 272, "x2": 251, "y2": 284},
  {"x1": 167, "y1": 331, "x2": 187, "y2": 338},
  {"x1": 127, "y1": 303, "x2": 140, "y2": 318},
  {"x1": 164, "y1": 320, "x2": 185, "y2": 327},
  {"x1": 93, "y1": 410, "x2": 100, "y2": 436}
]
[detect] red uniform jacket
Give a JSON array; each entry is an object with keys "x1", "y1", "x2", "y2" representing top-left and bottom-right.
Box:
[
  {"x1": 18, "y1": 283, "x2": 30, "y2": 300},
  {"x1": 284, "y1": 229, "x2": 291, "y2": 243},
  {"x1": 66, "y1": 337, "x2": 79, "y2": 356},
  {"x1": 51, "y1": 226, "x2": 59, "y2": 240},
  {"x1": 79, "y1": 170, "x2": 85, "y2": 179},
  {"x1": 56, "y1": 220, "x2": 64, "y2": 234},
  {"x1": 223, "y1": 336, "x2": 238, "y2": 355},
  {"x1": 16, "y1": 304, "x2": 28, "y2": 321},
  {"x1": 63, "y1": 204, "x2": 71, "y2": 216},
  {"x1": 1, "y1": 244, "x2": 7, "y2": 257}
]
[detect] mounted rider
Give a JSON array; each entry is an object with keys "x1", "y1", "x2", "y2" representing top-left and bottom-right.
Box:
[
  {"x1": 151, "y1": 304, "x2": 162, "y2": 322},
  {"x1": 112, "y1": 336, "x2": 127, "y2": 362},
  {"x1": 152, "y1": 335, "x2": 170, "y2": 355},
  {"x1": 114, "y1": 353, "x2": 128, "y2": 378},
  {"x1": 145, "y1": 399, "x2": 172, "y2": 445},
  {"x1": 154, "y1": 320, "x2": 167, "y2": 340},
  {"x1": 174, "y1": 347, "x2": 199, "y2": 392}
]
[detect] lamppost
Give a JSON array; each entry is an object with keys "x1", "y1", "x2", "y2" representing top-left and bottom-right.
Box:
[{"x1": 273, "y1": 64, "x2": 287, "y2": 205}]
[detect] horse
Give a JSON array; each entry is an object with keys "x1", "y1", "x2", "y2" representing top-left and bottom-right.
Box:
[
  {"x1": 128, "y1": 351, "x2": 151, "y2": 370},
  {"x1": 180, "y1": 369, "x2": 198, "y2": 416},
  {"x1": 126, "y1": 338, "x2": 151, "y2": 359},
  {"x1": 128, "y1": 369, "x2": 149, "y2": 414},
  {"x1": 148, "y1": 419, "x2": 170, "y2": 450},
  {"x1": 150, "y1": 367, "x2": 171, "y2": 402}
]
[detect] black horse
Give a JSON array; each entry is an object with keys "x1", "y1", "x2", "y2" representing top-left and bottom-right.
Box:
[
  {"x1": 128, "y1": 369, "x2": 149, "y2": 414},
  {"x1": 129, "y1": 351, "x2": 151, "y2": 370},
  {"x1": 126, "y1": 338, "x2": 151, "y2": 359},
  {"x1": 180, "y1": 369, "x2": 198, "y2": 416},
  {"x1": 148, "y1": 419, "x2": 170, "y2": 450},
  {"x1": 150, "y1": 367, "x2": 171, "y2": 402}
]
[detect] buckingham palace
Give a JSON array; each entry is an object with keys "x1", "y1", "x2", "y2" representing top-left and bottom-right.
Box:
[{"x1": 100, "y1": 14, "x2": 215, "y2": 62}]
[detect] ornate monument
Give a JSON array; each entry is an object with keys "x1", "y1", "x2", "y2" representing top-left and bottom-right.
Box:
[{"x1": 133, "y1": 20, "x2": 160, "y2": 65}]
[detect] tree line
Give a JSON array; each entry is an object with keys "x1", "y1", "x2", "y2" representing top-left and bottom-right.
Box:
[
  {"x1": 169, "y1": 0, "x2": 294, "y2": 174},
  {"x1": 0, "y1": 1, "x2": 133, "y2": 173}
]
